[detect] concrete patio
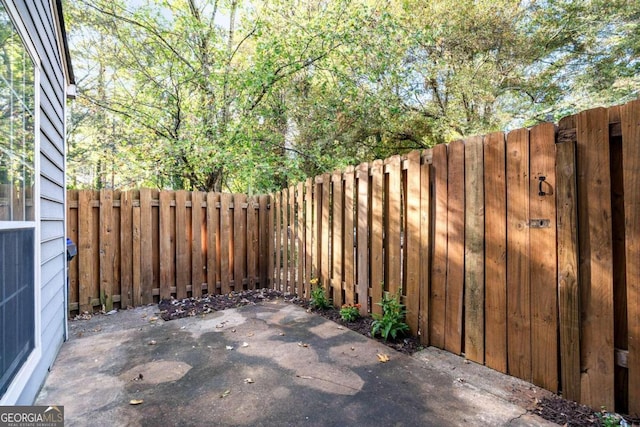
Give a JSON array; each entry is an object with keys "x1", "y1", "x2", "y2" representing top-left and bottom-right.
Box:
[{"x1": 36, "y1": 300, "x2": 556, "y2": 426}]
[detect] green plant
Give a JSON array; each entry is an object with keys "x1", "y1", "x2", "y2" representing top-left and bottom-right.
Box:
[
  {"x1": 371, "y1": 290, "x2": 409, "y2": 341},
  {"x1": 340, "y1": 304, "x2": 361, "y2": 322},
  {"x1": 597, "y1": 408, "x2": 626, "y2": 427},
  {"x1": 309, "y1": 278, "x2": 331, "y2": 310}
]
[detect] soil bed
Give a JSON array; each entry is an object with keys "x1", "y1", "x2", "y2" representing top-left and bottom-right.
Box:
[{"x1": 157, "y1": 289, "x2": 639, "y2": 426}]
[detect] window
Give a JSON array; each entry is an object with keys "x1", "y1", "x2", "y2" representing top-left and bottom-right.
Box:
[
  {"x1": 0, "y1": 1, "x2": 35, "y2": 221},
  {"x1": 0, "y1": 0, "x2": 36, "y2": 397}
]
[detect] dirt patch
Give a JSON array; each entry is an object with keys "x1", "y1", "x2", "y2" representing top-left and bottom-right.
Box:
[{"x1": 157, "y1": 289, "x2": 639, "y2": 426}]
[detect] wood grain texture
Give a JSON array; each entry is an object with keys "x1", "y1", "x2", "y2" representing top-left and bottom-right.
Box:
[
  {"x1": 556, "y1": 115, "x2": 580, "y2": 401},
  {"x1": 445, "y1": 140, "x2": 464, "y2": 355},
  {"x1": 386, "y1": 155, "x2": 402, "y2": 297},
  {"x1": 464, "y1": 136, "x2": 485, "y2": 364},
  {"x1": 234, "y1": 193, "x2": 247, "y2": 291},
  {"x1": 529, "y1": 123, "x2": 558, "y2": 392},
  {"x1": 78, "y1": 190, "x2": 93, "y2": 313},
  {"x1": 267, "y1": 193, "x2": 275, "y2": 289},
  {"x1": 220, "y1": 193, "x2": 232, "y2": 294},
  {"x1": 321, "y1": 174, "x2": 331, "y2": 298},
  {"x1": 132, "y1": 204, "x2": 141, "y2": 307},
  {"x1": 274, "y1": 191, "x2": 281, "y2": 291},
  {"x1": 419, "y1": 151, "x2": 431, "y2": 345},
  {"x1": 621, "y1": 100, "x2": 640, "y2": 413},
  {"x1": 207, "y1": 192, "x2": 220, "y2": 294},
  {"x1": 356, "y1": 163, "x2": 370, "y2": 314},
  {"x1": 430, "y1": 143, "x2": 448, "y2": 349},
  {"x1": 304, "y1": 179, "x2": 313, "y2": 296},
  {"x1": 484, "y1": 132, "x2": 508, "y2": 373},
  {"x1": 576, "y1": 107, "x2": 615, "y2": 409},
  {"x1": 370, "y1": 160, "x2": 384, "y2": 316},
  {"x1": 259, "y1": 195, "x2": 269, "y2": 289},
  {"x1": 297, "y1": 182, "x2": 305, "y2": 296},
  {"x1": 191, "y1": 191, "x2": 204, "y2": 297},
  {"x1": 99, "y1": 189, "x2": 114, "y2": 311},
  {"x1": 506, "y1": 128, "x2": 531, "y2": 382},
  {"x1": 405, "y1": 150, "x2": 421, "y2": 334},
  {"x1": 139, "y1": 189, "x2": 153, "y2": 304},
  {"x1": 344, "y1": 167, "x2": 355, "y2": 305},
  {"x1": 332, "y1": 171, "x2": 344, "y2": 306},
  {"x1": 159, "y1": 191, "x2": 173, "y2": 299},
  {"x1": 175, "y1": 190, "x2": 189, "y2": 299},
  {"x1": 247, "y1": 196, "x2": 258, "y2": 289}
]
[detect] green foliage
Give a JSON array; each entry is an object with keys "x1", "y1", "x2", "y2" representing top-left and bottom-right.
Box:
[
  {"x1": 597, "y1": 408, "x2": 626, "y2": 427},
  {"x1": 339, "y1": 304, "x2": 361, "y2": 322},
  {"x1": 65, "y1": 0, "x2": 640, "y2": 192},
  {"x1": 309, "y1": 279, "x2": 331, "y2": 310},
  {"x1": 371, "y1": 290, "x2": 409, "y2": 341}
]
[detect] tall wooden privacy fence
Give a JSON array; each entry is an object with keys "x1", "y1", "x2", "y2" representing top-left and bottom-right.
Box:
[
  {"x1": 67, "y1": 100, "x2": 640, "y2": 414},
  {"x1": 67, "y1": 190, "x2": 270, "y2": 313}
]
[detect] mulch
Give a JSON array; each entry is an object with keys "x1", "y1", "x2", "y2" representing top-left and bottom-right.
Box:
[{"x1": 157, "y1": 289, "x2": 640, "y2": 426}]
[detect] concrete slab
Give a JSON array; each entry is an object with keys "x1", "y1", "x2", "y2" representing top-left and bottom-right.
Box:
[{"x1": 36, "y1": 301, "x2": 556, "y2": 426}]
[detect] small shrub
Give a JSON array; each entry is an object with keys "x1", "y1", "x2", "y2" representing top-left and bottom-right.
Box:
[
  {"x1": 309, "y1": 278, "x2": 331, "y2": 310},
  {"x1": 340, "y1": 303, "x2": 361, "y2": 322},
  {"x1": 597, "y1": 408, "x2": 626, "y2": 427},
  {"x1": 371, "y1": 290, "x2": 409, "y2": 341}
]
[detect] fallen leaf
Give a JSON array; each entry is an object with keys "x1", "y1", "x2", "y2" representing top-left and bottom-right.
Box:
[
  {"x1": 148, "y1": 340, "x2": 157, "y2": 345},
  {"x1": 377, "y1": 353, "x2": 390, "y2": 363},
  {"x1": 337, "y1": 326, "x2": 344, "y2": 330},
  {"x1": 278, "y1": 332, "x2": 285, "y2": 336},
  {"x1": 231, "y1": 329, "x2": 237, "y2": 333},
  {"x1": 241, "y1": 342, "x2": 249, "y2": 348},
  {"x1": 225, "y1": 345, "x2": 234, "y2": 350},
  {"x1": 247, "y1": 332, "x2": 254, "y2": 337},
  {"x1": 350, "y1": 347, "x2": 355, "y2": 351},
  {"x1": 129, "y1": 399, "x2": 144, "y2": 405},
  {"x1": 220, "y1": 390, "x2": 231, "y2": 398},
  {"x1": 216, "y1": 324, "x2": 224, "y2": 329},
  {"x1": 297, "y1": 342, "x2": 309, "y2": 348},
  {"x1": 296, "y1": 375, "x2": 314, "y2": 379},
  {"x1": 243, "y1": 378, "x2": 254, "y2": 384},
  {"x1": 149, "y1": 316, "x2": 158, "y2": 322}
]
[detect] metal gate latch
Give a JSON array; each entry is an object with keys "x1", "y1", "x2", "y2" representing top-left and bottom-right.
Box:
[{"x1": 529, "y1": 219, "x2": 550, "y2": 228}]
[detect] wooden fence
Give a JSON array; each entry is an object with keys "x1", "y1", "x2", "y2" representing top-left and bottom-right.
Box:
[
  {"x1": 66, "y1": 190, "x2": 270, "y2": 313},
  {"x1": 67, "y1": 100, "x2": 639, "y2": 414},
  {"x1": 266, "y1": 100, "x2": 640, "y2": 415}
]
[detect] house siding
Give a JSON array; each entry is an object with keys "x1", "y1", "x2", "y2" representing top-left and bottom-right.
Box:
[{"x1": 10, "y1": 0, "x2": 67, "y2": 404}]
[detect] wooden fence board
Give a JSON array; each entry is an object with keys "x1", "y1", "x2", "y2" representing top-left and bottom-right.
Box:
[
  {"x1": 290, "y1": 186, "x2": 297, "y2": 293},
  {"x1": 356, "y1": 163, "x2": 369, "y2": 315},
  {"x1": 234, "y1": 193, "x2": 247, "y2": 290},
  {"x1": 386, "y1": 156, "x2": 402, "y2": 298},
  {"x1": 332, "y1": 171, "x2": 344, "y2": 306},
  {"x1": 207, "y1": 192, "x2": 220, "y2": 294},
  {"x1": 259, "y1": 195, "x2": 269, "y2": 288},
  {"x1": 67, "y1": 191, "x2": 79, "y2": 310},
  {"x1": 321, "y1": 174, "x2": 331, "y2": 299},
  {"x1": 268, "y1": 193, "x2": 275, "y2": 289},
  {"x1": 296, "y1": 182, "x2": 305, "y2": 296},
  {"x1": 175, "y1": 190, "x2": 189, "y2": 299},
  {"x1": 464, "y1": 136, "x2": 485, "y2": 363},
  {"x1": 506, "y1": 127, "x2": 531, "y2": 382},
  {"x1": 556, "y1": 115, "x2": 581, "y2": 401},
  {"x1": 274, "y1": 191, "x2": 282, "y2": 291},
  {"x1": 484, "y1": 132, "x2": 508, "y2": 373},
  {"x1": 621, "y1": 100, "x2": 640, "y2": 414},
  {"x1": 99, "y1": 189, "x2": 114, "y2": 311},
  {"x1": 577, "y1": 107, "x2": 615, "y2": 409},
  {"x1": 418, "y1": 151, "x2": 431, "y2": 344},
  {"x1": 529, "y1": 122, "x2": 558, "y2": 392},
  {"x1": 247, "y1": 196, "x2": 257, "y2": 289},
  {"x1": 304, "y1": 179, "x2": 313, "y2": 296},
  {"x1": 283, "y1": 188, "x2": 291, "y2": 293},
  {"x1": 370, "y1": 160, "x2": 384, "y2": 315},
  {"x1": 405, "y1": 151, "x2": 421, "y2": 334},
  {"x1": 344, "y1": 167, "x2": 355, "y2": 305},
  {"x1": 445, "y1": 140, "x2": 464, "y2": 355},
  {"x1": 220, "y1": 193, "x2": 231, "y2": 293},
  {"x1": 132, "y1": 204, "x2": 141, "y2": 306},
  {"x1": 159, "y1": 191, "x2": 173, "y2": 299},
  {"x1": 191, "y1": 191, "x2": 204, "y2": 297},
  {"x1": 78, "y1": 190, "x2": 93, "y2": 313},
  {"x1": 139, "y1": 189, "x2": 153, "y2": 303},
  {"x1": 431, "y1": 143, "x2": 448, "y2": 349}
]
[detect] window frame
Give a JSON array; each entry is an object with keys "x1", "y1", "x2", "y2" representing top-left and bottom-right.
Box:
[{"x1": 0, "y1": 0, "x2": 42, "y2": 405}]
